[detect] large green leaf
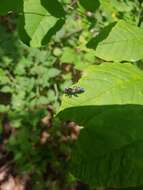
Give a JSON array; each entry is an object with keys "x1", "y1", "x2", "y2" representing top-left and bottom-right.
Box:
[
  {"x1": 57, "y1": 63, "x2": 143, "y2": 188},
  {"x1": 18, "y1": 0, "x2": 65, "y2": 47},
  {"x1": 88, "y1": 20, "x2": 143, "y2": 62}
]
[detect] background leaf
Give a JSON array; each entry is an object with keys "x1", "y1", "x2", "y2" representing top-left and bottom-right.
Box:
[
  {"x1": 18, "y1": 0, "x2": 65, "y2": 47},
  {"x1": 88, "y1": 20, "x2": 143, "y2": 62}
]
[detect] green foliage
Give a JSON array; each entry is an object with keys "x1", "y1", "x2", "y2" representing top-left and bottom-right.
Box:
[
  {"x1": 0, "y1": 21, "x2": 73, "y2": 189},
  {"x1": 1, "y1": 48, "x2": 60, "y2": 109},
  {"x1": 1, "y1": 0, "x2": 143, "y2": 190}
]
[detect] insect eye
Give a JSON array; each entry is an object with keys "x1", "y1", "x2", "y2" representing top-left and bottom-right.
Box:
[{"x1": 80, "y1": 88, "x2": 85, "y2": 92}]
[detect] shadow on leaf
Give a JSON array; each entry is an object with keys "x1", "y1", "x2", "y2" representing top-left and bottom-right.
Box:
[
  {"x1": 41, "y1": 0, "x2": 66, "y2": 18},
  {"x1": 42, "y1": 18, "x2": 65, "y2": 45},
  {"x1": 87, "y1": 22, "x2": 116, "y2": 49},
  {"x1": 17, "y1": 0, "x2": 31, "y2": 46},
  {"x1": 58, "y1": 104, "x2": 143, "y2": 188},
  {"x1": 79, "y1": 0, "x2": 100, "y2": 12}
]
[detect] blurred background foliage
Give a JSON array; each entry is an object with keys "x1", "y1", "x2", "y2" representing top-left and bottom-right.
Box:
[{"x1": 0, "y1": 0, "x2": 143, "y2": 189}]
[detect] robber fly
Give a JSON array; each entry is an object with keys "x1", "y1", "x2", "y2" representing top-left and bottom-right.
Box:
[{"x1": 64, "y1": 86, "x2": 85, "y2": 97}]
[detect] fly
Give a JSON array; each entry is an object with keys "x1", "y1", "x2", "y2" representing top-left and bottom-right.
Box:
[{"x1": 64, "y1": 86, "x2": 85, "y2": 97}]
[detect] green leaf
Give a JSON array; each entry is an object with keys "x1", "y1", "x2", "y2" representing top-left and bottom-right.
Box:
[
  {"x1": 1, "y1": 86, "x2": 12, "y2": 93},
  {"x1": 0, "y1": 68, "x2": 10, "y2": 84},
  {"x1": 110, "y1": 0, "x2": 134, "y2": 12},
  {"x1": 53, "y1": 47, "x2": 62, "y2": 56},
  {"x1": 47, "y1": 89, "x2": 56, "y2": 102},
  {"x1": 88, "y1": 20, "x2": 143, "y2": 62},
  {"x1": 59, "y1": 63, "x2": 143, "y2": 112},
  {"x1": 14, "y1": 63, "x2": 26, "y2": 75},
  {"x1": 11, "y1": 119, "x2": 22, "y2": 128},
  {"x1": 12, "y1": 93, "x2": 26, "y2": 110},
  {"x1": 0, "y1": 105, "x2": 9, "y2": 112},
  {"x1": 57, "y1": 63, "x2": 143, "y2": 188},
  {"x1": 47, "y1": 68, "x2": 60, "y2": 78},
  {"x1": 99, "y1": 0, "x2": 133, "y2": 14},
  {"x1": 0, "y1": 0, "x2": 21, "y2": 15},
  {"x1": 18, "y1": 0, "x2": 65, "y2": 47},
  {"x1": 61, "y1": 47, "x2": 80, "y2": 64},
  {"x1": 37, "y1": 96, "x2": 49, "y2": 105}
]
